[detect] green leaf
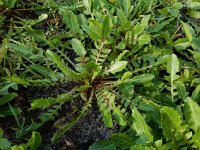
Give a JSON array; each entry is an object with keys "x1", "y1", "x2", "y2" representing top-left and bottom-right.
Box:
[
  {"x1": 0, "y1": 106, "x2": 22, "y2": 116},
  {"x1": 138, "y1": 34, "x2": 151, "y2": 46},
  {"x1": 83, "y1": 0, "x2": 91, "y2": 10},
  {"x1": 186, "y1": 1, "x2": 200, "y2": 9},
  {"x1": 184, "y1": 97, "x2": 200, "y2": 132},
  {"x1": 2, "y1": 0, "x2": 17, "y2": 8},
  {"x1": 0, "y1": 83, "x2": 18, "y2": 95},
  {"x1": 59, "y1": 9, "x2": 81, "y2": 33},
  {"x1": 133, "y1": 23, "x2": 145, "y2": 37},
  {"x1": 149, "y1": 17, "x2": 174, "y2": 33},
  {"x1": 26, "y1": 28, "x2": 48, "y2": 45},
  {"x1": 137, "y1": 99, "x2": 161, "y2": 126},
  {"x1": 175, "y1": 81, "x2": 188, "y2": 100},
  {"x1": 89, "y1": 140, "x2": 116, "y2": 150},
  {"x1": 29, "y1": 132, "x2": 42, "y2": 150},
  {"x1": 107, "y1": 61, "x2": 128, "y2": 74},
  {"x1": 188, "y1": 10, "x2": 200, "y2": 19},
  {"x1": 0, "y1": 128, "x2": 3, "y2": 138},
  {"x1": 191, "y1": 85, "x2": 200, "y2": 101},
  {"x1": 190, "y1": 51, "x2": 200, "y2": 68},
  {"x1": 192, "y1": 128, "x2": 200, "y2": 148},
  {"x1": 166, "y1": 54, "x2": 179, "y2": 79},
  {"x1": 129, "y1": 74, "x2": 155, "y2": 84},
  {"x1": 102, "y1": 15, "x2": 112, "y2": 40},
  {"x1": 182, "y1": 22, "x2": 194, "y2": 42},
  {"x1": 130, "y1": 145, "x2": 154, "y2": 150},
  {"x1": 30, "y1": 93, "x2": 76, "y2": 110},
  {"x1": 8, "y1": 43, "x2": 37, "y2": 59},
  {"x1": 0, "y1": 138, "x2": 11, "y2": 150},
  {"x1": 88, "y1": 20, "x2": 102, "y2": 40},
  {"x1": 0, "y1": 93, "x2": 18, "y2": 105},
  {"x1": 46, "y1": 50, "x2": 80, "y2": 80},
  {"x1": 6, "y1": 76, "x2": 30, "y2": 86},
  {"x1": 119, "y1": 83, "x2": 134, "y2": 99},
  {"x1": 11, "y1": 145, "x2": 25, "y2": 150},
  {"x1": 113, "y1": 106, "x2": 126, "y2": 126},
  {"x1": 160, "y1": 106, "x2": 182, "y2": 141},
  {"x1": 174, "y1": 38, "x2": 190, "y2": 51},
  {"x1": 111, "y1": 133, "x2": 134, "y2": 149},
  {"x1": 29, "y1": 64, "x2": 57, "y2": 81},
  {"x1": 167, "y1": 54, "x2": 179, "y2": 101},
  {"x1": 132, "y1": 107, "x2": 153, "y2": 144},
  {"x1": 71, "y1": 38, "x2": 86, "y2": 57}
]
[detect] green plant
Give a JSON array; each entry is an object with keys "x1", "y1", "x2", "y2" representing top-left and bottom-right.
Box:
[
  {"x1": 0, "y1": 128, "x2": 42, "y2": 150},
  {"x1": 89, "y1": 98, "x2": 200, "y2": 149},
  {"x1": 1, "y1": 0, "x2": 200, "y2": 148}
]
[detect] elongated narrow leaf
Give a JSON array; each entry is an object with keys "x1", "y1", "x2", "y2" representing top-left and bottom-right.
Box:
[
  {"x1": 113, "y1": 106, "x2": 126, "y2": 126},
  {"x1": 6, "y1": 76, "x2": 30, "y2": 86},
  {"x1": 0, "y1": 83, "x2": 18, "y2": 95},
  {"x1": 160, "y1": 106, "x2": 182, "y2": 141},
  {"x1": 167, "y1": 54, "x2": 179, "y2": 101},
  {"x1": 184, "y1": 97, "x2": 200, "y2": 132},
  {"x1": 0, "y1": 93, "x2": 18, "y2": 105},
  {"x1": 29, "y1": 64, "x2": 57, "y2": 81},
  {"x1": 188, "y1": 10, "x2": 200, "y2": 19},
  {"x1": 71, "y1": 38, "x2": 86, "y2": 57},
  {"x1": 132, "y1": 107, "x2": 153, "y2": 144},
  {"x1": 175, "y1": 81, "x2": 188, "y2": 100},
  {"x1": 46, "y1": 50, "x2": 80, "y2": 80},
  {"x1": 8, "y1": 43, "x2": 36, "y2": 59},
  {"x1": 129, "y1": 74, "x2": 155, "y2": 84},
  {"x1": 191, "y1": 85, "x2": 200, "y2": 101},
  {"x1": 0, "y1": 106, "x2": 22, "y2": 116},
  {"x1": 30, "y1": 93, "x2": 76, "y2": 110},
  {"x1": 166, "y1": 54, "x2": 179, "y2": 80},
  {"x1": 102, "y1": 15, "x2": 112, "y2": 40},
  {"x1": 182, "y1": 22, "x2": 195, "y2": 42},
  {"x1": 52, "y1": 102, "x2": 89, "y2": 143},
  {"x1": 190, "y1": 51, "x2": 200, "y2": 68}
]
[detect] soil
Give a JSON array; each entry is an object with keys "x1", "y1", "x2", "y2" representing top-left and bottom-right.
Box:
[{"x1": 0, "y1": 82, "x2": 119, "y2": 150}]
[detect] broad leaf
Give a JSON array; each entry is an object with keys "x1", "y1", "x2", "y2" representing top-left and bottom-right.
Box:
[
  {"x1": 160, "y1": 106, "x2": 182, "y2": 141},
  {"x1": 111, "y1": 133, "x2": 134, "y2": 149},
  {"x1": 132, "y1": 107, "x2": 153, "y2": 144},
  {"x1": 59, "y1": 9, "x2": 81, "y2": 33},
  {"x1": 102, "y1": 15, "x2": 112, "y2": 40},
  {"x1": 0, "y1": 138, "x2": 11, "y2": 149},
  {"x1": 184, "y1": 97, "x2": 200, "y2": 132},
  {"x1": 89, "y1": 140, "x2": 116, "y2": 150},
  {"x1": 71, "y1": 38, "x2": 86, "y2": 57},
  {"x1": 138, "y1": 34, "x2": 151, "y2": 46},
  {"x1": 29, "y1": 132, "x2": 42, "y2": 150},
  {"x1": 107, "y1": 61, "x2": 128, "y2": 74}
]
